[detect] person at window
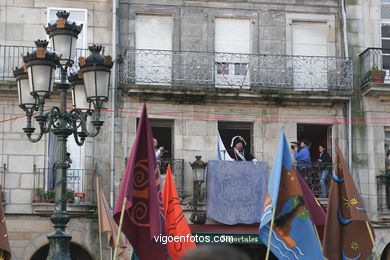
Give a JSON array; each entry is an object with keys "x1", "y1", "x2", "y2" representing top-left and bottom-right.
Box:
[
  {"x1": 153, "y1": 138, "x2": 165, "y2": 163},
  {"x1": 294, "y1": 139, "x2": 311, "y2": 184},
  {"x1": 228, "y1": 136, "x2": 255, "y2": 162},
  {"x1": 317, "y1": 145, "x2": 332, "y2": 198}
]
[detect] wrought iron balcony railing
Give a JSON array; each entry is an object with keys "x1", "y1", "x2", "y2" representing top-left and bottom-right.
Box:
[
  {"x1": 297, "y1": 162, "x2": 333, "y2": 198},
  {"x1": 119, "y1": 49, "x2": 353, "y2": 91},
  {"x1": 0, "y1": 44, "x2": 88, "y2": 81},
  {"x1": 360, "y1": 47, "x2": 390, "y2": 85},
  {"x1": 159, "y1": 158, "x2": 184, "y2": 198},
  {"x1": 33, "y1": 166, "x2": 97, "y2": 204}
]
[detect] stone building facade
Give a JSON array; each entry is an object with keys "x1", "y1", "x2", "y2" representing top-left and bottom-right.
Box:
[{"x1": 1, "y1": 0, "x2": 390, "y2": 259}]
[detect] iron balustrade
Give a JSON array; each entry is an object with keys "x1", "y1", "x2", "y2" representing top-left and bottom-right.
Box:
[
  {"x1": 33, "y1": 166, "x2": 97, "y2": 204},
  {"x1": 296, "y1": 162, "x2": 333, "y2": 198},
  {"x1": 0, "y1": 45, "x2": 88, "y2": 81},
  {"x1": 359, "y1": 47, "x2": 390, "y2": 85},
  {"x1": 158, "y1": 158, "x2": 185, "y2": 199},
  {"x1": 119, "y1": 49, "x2": 353, "y2": 91}
]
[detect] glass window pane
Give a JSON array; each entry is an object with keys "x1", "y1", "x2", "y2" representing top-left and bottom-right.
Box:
[
  {"x1": 382, "y1": 4, "x2": 390, "y2": 19},
  {"x1": 234, "y1": 63, "x2": 248, "y2": 75},
  {"x1": 382, "y1": 24, "x2": 390, "y2": 37},
  {"x1": 216, "y1": 63, "x2": 229, "y2": 75},
  {"x1": 382, "y1": 39, "x2": 390, "y2": 50},
  {"x1": 383, "y1": 55, "x2": 390, "y2": 70}
]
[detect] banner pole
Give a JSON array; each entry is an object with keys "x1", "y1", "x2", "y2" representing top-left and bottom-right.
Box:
[
  {"x1": 365, "y1": 221, "x2": 380, "y2": 260},
  {"x1": 113, "y1": 197, "x2": 127, "y2": 260},
  {"x1": 265, "y1": 207, "x2": 276, "y2": 260}
]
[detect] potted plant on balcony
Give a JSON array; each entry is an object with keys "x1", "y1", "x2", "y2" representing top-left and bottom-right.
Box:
[
  {"x1": 74, "y1": 192, "x2": 85, "y2": 204},
  {"x1": 67, "y1": 189, "x2": 75, "y2": 203},
  {"x1": 368, "y1": 65, "x2": 386, "y2": 83},
  {"x1": 45, "y1": 189, "x2": 55, "y2": 203},
  {"x1": 33, "y1": 188, "x2": 44, "y2": 203}
]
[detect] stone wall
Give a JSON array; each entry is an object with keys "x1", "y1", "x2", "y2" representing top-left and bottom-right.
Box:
[
  {"x1": 119, "y1": 0, "x2": 341, "y2": 56},
  {"x1": 346, "y1": 0, "x2": 382, "y2": 216}
]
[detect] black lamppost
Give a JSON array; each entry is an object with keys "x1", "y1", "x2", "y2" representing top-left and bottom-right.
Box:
[
  {"x1": 189, "y1": 156, "x2": 207, "y2": 225},
  {"x1": 13, "y1": 11, "x2": 113, "y2": 260}
]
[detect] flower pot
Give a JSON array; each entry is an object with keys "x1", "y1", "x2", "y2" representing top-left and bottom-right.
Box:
[
  {"x1": 370, "y1": 71, "x2": 386, "y2": 83},
  {"x1": 75, "y1": 192, "x2": 85, "y2": 198},
  {"x1": 33, "y1": 194, "x2": 42, "y2": 203},
  {"x1": 46, "y1": 197, "x2": 55, "y2": 203}
]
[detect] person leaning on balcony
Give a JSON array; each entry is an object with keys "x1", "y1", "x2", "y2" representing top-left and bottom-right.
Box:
[
  {"x1": 228, "y1": 136, "x2": 256, "y2": 162},
  {"x1": 317, "y1": 145, "x2": 332, "y2": 198},
  {"x1": 293, "y1": 139, "x2": 311, "y2": 184}
]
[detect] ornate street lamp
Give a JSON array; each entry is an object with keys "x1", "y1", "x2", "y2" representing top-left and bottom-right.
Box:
[
  {"x1": 15, "y1": 10, "x2": 113, "y2": 260},
  {"x1": 189, "y1": 156, "x2": 207, "y2": 225}
]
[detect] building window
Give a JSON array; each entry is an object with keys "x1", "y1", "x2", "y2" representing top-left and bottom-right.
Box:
[
  {"x1": 381, "y1": 1, "x2": 390, "y2": 73},
  {"x1": 218, "y1": 121, "x2": 253, "y2": 155},
  {"x1": 291, "y1": 22, "x2": 327, "y2": 90},
  {"x1": 216, "y1": 63, "x2": 229, "y2": 75},
  {"x1": 234, "y1": 63, "x2": 248, "y2": 75},
  {"x1": 214, "y1": 18, "x2": 250, "y2": 88},
  {"x1": 135, "y1": 15, "x2": 173, "y2": 85},
  {"x1": 136, "y1": 118, "x2": 173, "y2": 158},
  {"x1": 384, "y1": 128, "x2": 390, "y2": 155}
]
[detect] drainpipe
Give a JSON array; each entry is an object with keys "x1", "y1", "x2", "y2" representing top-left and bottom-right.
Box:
[
  {"x1": 110, "y1": 0, "x2": 118, "y2": 209},
  {"x1": 109, "y1": 0, "x2": 118, "y2": 259},
  {"x1": 341, "y1": 0, "x2": 353, "y2": 171}
]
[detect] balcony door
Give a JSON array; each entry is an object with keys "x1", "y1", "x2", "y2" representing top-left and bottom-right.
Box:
[
  {"x1": 214, "y1": 18, "x2": 250, "y2": 88},
  {"x1": 292, "y1": 22, "x2": 327, "y2": 91},
  {"x1": 135, "y1": 15, "x2": 173, "y2": 85}
]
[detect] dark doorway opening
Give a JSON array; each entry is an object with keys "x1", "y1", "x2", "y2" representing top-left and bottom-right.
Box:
[
  {"x1": 297, "y1": 123, "x2": 332, "y2": 161},
  {"x1": 30, "y1": 242, "x2": 94, "y2": 260},
  {"x1": 218, "y1": 121, "x2": 253, "y2": 154},
  {"x1": 297, "y1": 123, "x2": 333, "y2": 197}
]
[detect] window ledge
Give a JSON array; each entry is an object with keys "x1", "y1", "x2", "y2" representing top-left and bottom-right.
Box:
[{"x1": 32, "y1": 203, "x2": 96, "y2": 216}]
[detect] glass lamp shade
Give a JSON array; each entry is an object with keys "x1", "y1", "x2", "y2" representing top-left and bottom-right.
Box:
[
  {"x1": 83, "y1": 68, "x2": 110, "y2": 102},
  {"x1": 192, "y1": 167, "x2": 205, "y2": 182},
  {"x1": 72, "y1": 83, "x2": 89, "y2": 109},
  {"x1": 27, "y1": 64, "x2": 55, "y2": 98},
  {"x1": 51, "y1": 34, "x2": 77, "y2": 66},
  {"x1": 16, "y1": 73, "x2": 35, "y2": 109}
]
